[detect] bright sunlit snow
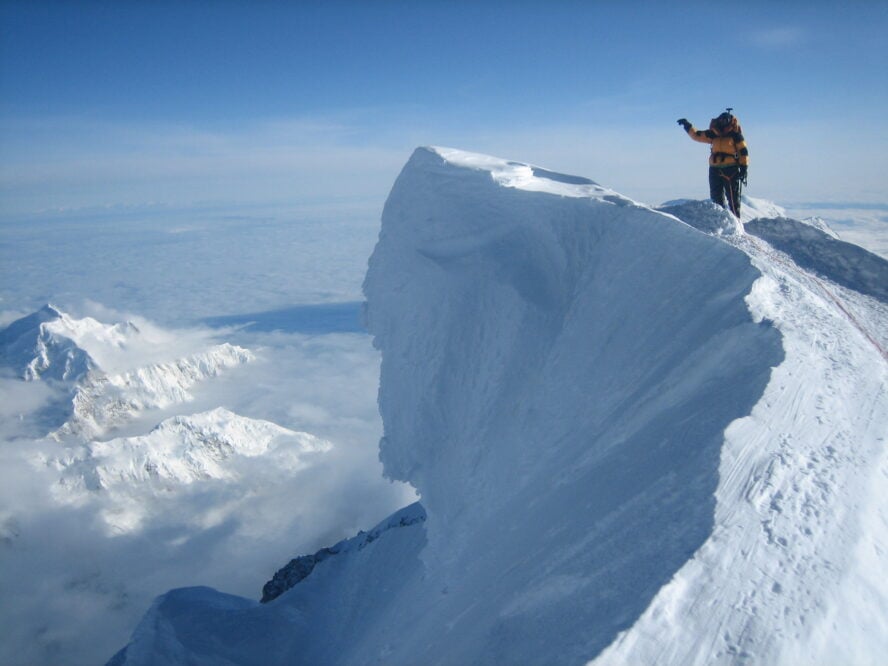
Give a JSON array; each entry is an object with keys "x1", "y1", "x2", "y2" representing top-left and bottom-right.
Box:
[
  {"x1": 2, "y1": 3, "x2": 888, "y2": 664},
  {"x1": 103, "y1": 148, "x2": 887, "y2": 665}
]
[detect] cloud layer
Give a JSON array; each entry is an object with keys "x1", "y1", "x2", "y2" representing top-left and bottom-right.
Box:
[
  {"x1": 2, "y1": 111, "x2": 885, "y2": 224},
  {"x1": 0, "y1": 221, "x2": 415, "y2": 664}
]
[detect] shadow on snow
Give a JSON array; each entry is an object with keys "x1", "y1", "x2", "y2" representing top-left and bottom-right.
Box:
[{"x1": 202, "y1": 302, "x2": 367, "y2": 335}]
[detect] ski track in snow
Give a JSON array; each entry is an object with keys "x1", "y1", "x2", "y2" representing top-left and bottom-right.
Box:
[{"x1": 595, "y1": 224, "x2": 888, "y2": 666}]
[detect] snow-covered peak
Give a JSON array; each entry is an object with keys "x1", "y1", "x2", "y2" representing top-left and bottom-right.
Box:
[
  {"x1": 367, "y1": 147, "x2": 779, "y2": 543},
  {"x1": 58, "y1": 342, "x2": 255, "y2": 440},
  {"x1": 1, "y1": 306, "x2": 255, "y2": 439},
  {"x1": 0, "y1": 303, "x2": 64, "y2": 337},
  {"x1": 0, "y1": 304, "x2": 154, "y2": 383},
  {"x1": 0, "y1": 304, "x2": 98, "y2": 382},
  {"x1": 42, "y1": 309, "x2": 140, "y2": 367},
  {"x1": 67, "y1": 406, "x2": 329, "y2": 489},
  {"x1": 51, "y1": 407, "x2": 332, "y2": 533},
  {"x1": 799, "y1": 215, "x2": 839, "y2": 238}
]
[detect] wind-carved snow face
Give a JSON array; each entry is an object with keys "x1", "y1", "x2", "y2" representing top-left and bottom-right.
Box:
[{"x1": 362, "y1": 146, "x2": 784, "y2": 660}]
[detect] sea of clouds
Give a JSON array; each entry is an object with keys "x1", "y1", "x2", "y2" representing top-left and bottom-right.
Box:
[{"x1": 0, "y1": 205, "x2": 415, "y2": 665}]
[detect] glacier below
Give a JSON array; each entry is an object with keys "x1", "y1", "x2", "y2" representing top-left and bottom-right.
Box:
[{"x1": 110, "y1": 147, "x2": 888, "y2": 665}]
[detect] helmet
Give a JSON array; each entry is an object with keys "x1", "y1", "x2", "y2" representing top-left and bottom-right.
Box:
[
  {"x1": 715, "y1": 111, "x2": 733, "y2": 127},
  {"x1": 710, "y1": 111, "x2": 736, "y2": 133}
]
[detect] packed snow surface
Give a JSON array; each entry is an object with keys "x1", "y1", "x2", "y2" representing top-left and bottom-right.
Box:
[{"x1": 111, "y1": 147, "x2": 887, "y2": 665}]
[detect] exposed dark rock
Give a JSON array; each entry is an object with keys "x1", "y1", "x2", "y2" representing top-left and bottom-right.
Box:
[{"x1": 260, "y1": 502, "x2": 426, "y2": 603}]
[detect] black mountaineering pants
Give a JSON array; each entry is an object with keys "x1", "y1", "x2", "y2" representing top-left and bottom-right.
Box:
[{"x1": 709, "y1": 166, "x2": 742, "y2": 217}]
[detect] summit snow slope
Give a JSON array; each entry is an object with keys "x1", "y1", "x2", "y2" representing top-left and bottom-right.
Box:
[
  {"x1": 111, "y1": 147, "x2": 887, "y2": 665},
  {"x1": 599, "y1": 195, "x2": 888, "y2": 665}
]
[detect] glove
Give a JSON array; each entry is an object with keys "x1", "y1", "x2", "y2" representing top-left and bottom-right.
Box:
[
  {"x1": 677, "y1": 118, "x2": 691, "y2": 131},
  {"x1": 738, "y1": 165, "x2": 748, "y2": 184}
]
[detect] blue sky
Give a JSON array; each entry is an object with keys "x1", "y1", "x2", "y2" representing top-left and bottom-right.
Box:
[{"x1": 1, "y1": 0, "x2": 886, "y2": 215}]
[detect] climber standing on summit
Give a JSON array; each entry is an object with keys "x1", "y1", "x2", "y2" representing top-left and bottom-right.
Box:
[{"x1": 677, "y1": 109, "x2": 749, "y2": 217}]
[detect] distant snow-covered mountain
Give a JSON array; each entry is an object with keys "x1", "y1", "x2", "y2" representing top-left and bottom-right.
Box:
[
  {"x1": 59, "y1": 341, "x2": 254, "y2": 439},
  {"x1": 58, "y1": 407, "x2": 328, "y2": 490},
  {"x1": 0, "y1": 305, "x2": 254, "y2": 438},
  {"x1": 48, "y1": 407, "x2": 331, "y2": 532},
  {"x1": 0, "y1": 304, "x2": 101, "y2": 383},
  {"x1": 0, "y1": 305, "x2": 336, "y2": 535}
]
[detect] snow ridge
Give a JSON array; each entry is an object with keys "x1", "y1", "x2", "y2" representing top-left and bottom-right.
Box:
[
  {"x1": 108, "y1": 147, "x2": 792, "y2": 665},
  {"x1": 744, "y1": 217, "x2": 888, "y2": 302},
  {"x1": 597, "y1": 192, "x2": 888, "y2": 666},
  {"x1": 107, "y1": 147, "x2": 886, "y2": 666},
  {"x1": 0, "y1": 305, "x2": 255, "y2": 438},
  {"x1": 59, "y1": 342, "x2": 254, "y2": 439}
]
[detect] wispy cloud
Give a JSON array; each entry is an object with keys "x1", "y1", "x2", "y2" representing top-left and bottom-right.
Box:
[
  {"x1": 748, "y1": 26, "x2": 807, "y2": 48},
  {"x1": 0, "y1": 114, "x2": 411, "y2": 215},
  {"x1": 2, "y1": 104, "x2": 885, "y2": 222}
]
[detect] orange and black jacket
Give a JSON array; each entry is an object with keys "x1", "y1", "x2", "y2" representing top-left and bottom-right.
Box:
[{"x1": 685, "y1": 117, "x2": 749, "y2": 168}]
